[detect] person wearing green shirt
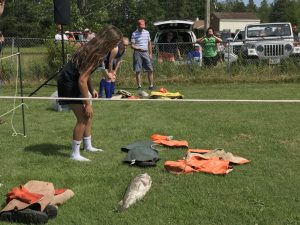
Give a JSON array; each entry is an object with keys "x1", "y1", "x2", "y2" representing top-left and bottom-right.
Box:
[{"x1": 197, "y1": 27, "x2": 222, "y2": 67}]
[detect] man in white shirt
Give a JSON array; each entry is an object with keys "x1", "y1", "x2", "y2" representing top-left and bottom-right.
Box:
[
  {"x1": 54, "y1": 26, "x2": 68, "y2": 42},
  {"x1": 82, "y1": 28, "x2": 95, "y2": 43},
  {"x1": 131, "y1": 19, "x2": 154, "y2": 90}
]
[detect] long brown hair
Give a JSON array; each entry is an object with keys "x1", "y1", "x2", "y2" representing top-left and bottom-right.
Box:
[
  {"x1": 206, "y1": 27, "x2": 215, "y2": 36},
  {"x1": 73, "y1": 25, "x2": 123, "y2": 73}
]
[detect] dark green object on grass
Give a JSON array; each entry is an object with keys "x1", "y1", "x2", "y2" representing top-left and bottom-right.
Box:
[{"x1": 121, "y1": 141, "x2": 160, "y2": 167}]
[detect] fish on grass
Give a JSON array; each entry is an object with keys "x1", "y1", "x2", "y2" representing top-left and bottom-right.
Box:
[{"x1": 118, "y1": 173, "x2": 152, "y2": 212}]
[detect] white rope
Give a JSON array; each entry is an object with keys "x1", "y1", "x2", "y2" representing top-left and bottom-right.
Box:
[
  {"x1": 0, "y1": 102, "x2": 28, "y2": 118},
  {"x1": 0, "y1": 53, "x2": 27, "y2": 136},
  {"x1": 0, "y1": 53, "x2": 20, "y2": 61},
  {"x1": 0, "y1": 96, "x2": 299, "y2": 103},
  {"x1": 10, "y1": 55, "x2": 25, "y2": 136}
]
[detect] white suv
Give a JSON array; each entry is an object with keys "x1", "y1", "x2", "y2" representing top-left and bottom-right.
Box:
[{"x1": 225, "y1": 22, "x2": 300, "y2": 64}]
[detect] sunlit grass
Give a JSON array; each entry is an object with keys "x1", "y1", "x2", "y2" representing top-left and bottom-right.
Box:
[{"x1": 0, "y1": 83, "x2": 299, "y2": 225}]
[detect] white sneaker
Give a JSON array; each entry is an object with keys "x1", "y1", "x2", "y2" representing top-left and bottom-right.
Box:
[
  {"x1": 70, "y1": 154, "x2": 91, "y2": 162},
  {"x1": 84, "y1": 147, "x2": 104, "y2": 152}
]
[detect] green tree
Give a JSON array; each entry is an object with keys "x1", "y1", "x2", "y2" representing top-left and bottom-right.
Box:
[
  {"x1": 232, "y1": 0, "x2": 246, "y2": 12},
  {"x1": 76, "y1": 0, "x2": 88, "y2": 15},
  {"x1": 269, "y1": 0, "x2": 287, "y2": 22},
  {"x1": 258, "y1": 0, "x2": 271, "y2": 23},
  {"x1": 246, "y1": 0, "x2": 257, "y2": 13},
  {"x1": 0, "y1": 0, "x2": 54, "y2": 38},
  {"x1": 217, "y1": 0, "x2": 246, "y2": 12},
  {"x1": 269, "y1": 0, "x2": 300, "y2": 25}
]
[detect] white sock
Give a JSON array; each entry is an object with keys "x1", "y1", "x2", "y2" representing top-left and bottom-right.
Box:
[
  {"x1": 71, "y1": 140, "x2": 90, "y2": 161},
  {"x1": 83, "y1": 136, "x2": 103, "y2": 152}
]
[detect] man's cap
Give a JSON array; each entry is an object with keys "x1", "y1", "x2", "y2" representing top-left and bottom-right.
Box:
[
  {"x1": 194, "y1": 43, "x2": 200, "y2": 48},
  {"x1": 137, "y1": 19, "x2": 146, "y2": 28},
  {"x1": 84, "y1": 28, "x2": 90, "y2": 32},
  {"x1": 65, "y1": 31, "x2": 70, "y2": 34}
]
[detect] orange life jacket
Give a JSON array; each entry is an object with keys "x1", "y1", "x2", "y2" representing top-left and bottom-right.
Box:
[
  {"x1": 151, "y1": 134, "x2": 172, "y2": 141},
  {"x1": 164, "y1": 148, "x2": 250, "y2": 175},
  {"x1": 164, "y1": 156, "x2": 232, "y2": 175},
  {"x1": 6, "y1": 185, "x2": 68, "y2": 204},
  {"x1": 151, "y1": 133, "x2": 188, "y2": 147},
  {"x1": 6, "y1": 185, "x2": 44, "y2": 204}
]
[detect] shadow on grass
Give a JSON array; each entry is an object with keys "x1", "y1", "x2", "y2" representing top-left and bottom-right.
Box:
[{"x1": 24, "y1": 143, "x2": 69, "y2": 157}]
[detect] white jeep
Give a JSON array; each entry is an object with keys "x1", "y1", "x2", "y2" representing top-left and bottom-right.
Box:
[{"x1": 225, "y1": 22, "x2": 300, "y2": 64}]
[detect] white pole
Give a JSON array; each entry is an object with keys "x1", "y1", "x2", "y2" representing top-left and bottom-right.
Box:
[{"x1": 205, "y1": 0, "x2": 210, "y2": 31}]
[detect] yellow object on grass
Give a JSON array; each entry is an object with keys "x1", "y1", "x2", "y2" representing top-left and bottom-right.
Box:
[{"x1": 150, "y1": 91, "x2": 184, "y2": 99}]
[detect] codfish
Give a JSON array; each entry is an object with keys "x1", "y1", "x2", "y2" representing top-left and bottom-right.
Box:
[{"x1": 118, "y1": 173, "x2": 152, "y2": 212}]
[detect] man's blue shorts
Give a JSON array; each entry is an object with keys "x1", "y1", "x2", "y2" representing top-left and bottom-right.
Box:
[{"x1": 133, "y1": 51, "x2": 153, "y2": 72}]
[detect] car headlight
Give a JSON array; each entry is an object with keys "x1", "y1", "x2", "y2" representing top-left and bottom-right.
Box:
[
  {"x1": 285, "y1": 44, "x2": 293, "y2": 51},
  {"x1": 256, "y1": 45, "x2": 264, "y2": 52}
]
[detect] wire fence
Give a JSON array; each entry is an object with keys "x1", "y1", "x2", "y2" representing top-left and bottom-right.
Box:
[
  {"x1": 153, "y1": 40, "x2": 300, "y2": 67},
  {"x1": 1, "y1": 37, "x2": 300, "y2": 86}
]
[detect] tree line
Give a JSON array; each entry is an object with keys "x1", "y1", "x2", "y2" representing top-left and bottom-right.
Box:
[{"x1": 0, "y1": 0, "x2": 299, "y2": 39}]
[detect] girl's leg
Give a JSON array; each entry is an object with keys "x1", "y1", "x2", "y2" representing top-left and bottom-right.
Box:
[
  {"x1": 99, "y1": 79, "x2": 106, "y2": 98},
  {"x1": 69, "y1": 104, "x2": 90, "y2": 161},
  {"x1": 104, "y1": 79, "x2": 112, "y2": 98},
  {"x1": 110, "y1": 75, "x2": 116, "y2": 95},
  {"x1": 110, "y1": 80, "x2": 115, "y2": 95},
  {"x1": 83, "y1": 117, "x2": 103, "y2": 152}
]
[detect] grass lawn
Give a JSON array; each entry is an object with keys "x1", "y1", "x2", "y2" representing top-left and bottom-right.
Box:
[{"x1": 0, "y1": 83, "x2": 299, "y2": 225}]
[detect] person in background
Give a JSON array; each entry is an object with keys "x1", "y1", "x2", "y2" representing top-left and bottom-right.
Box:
[
  {"x1": 65, "y1": 31, "x2": 80, "y2": 48},
  {"x1": 54, "y1": 25, "x2": 68, "y2": 42},
  {"x1": 57, "y1": 25, "x2": 123, "y2": 162},
  {"x1": 292, "y1": 25, "x2": 299, "y2": 43},
  {"x1": 158, "y1": 31, "x2": 181, "y2": 63},
  {"x1": 0, "y1": 0, "x2": 4, "y2": 17},
  {"x1": 65, "y1": 31, "x2": 75, "y2": 41},
  {"x1": 82, "y1": 28, "x2": 95, "y2": 43},
  {"x1": 196, "y1": 27, "x2": 222, "y2": 67},
  {"x1": 216, "y1": 32, "x2": 224, "y2": 64},
  {"x1": 99, "y1": 37, "x2": 129, "y2": 98},
  {"x1": 131, "y1": 19, "x2": 154, "y2": 90},
  {"x1": 187, "y1": 43, "x2": 202, "y2": 66}
]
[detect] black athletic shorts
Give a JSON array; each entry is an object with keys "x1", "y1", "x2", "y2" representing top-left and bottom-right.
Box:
[{"x1": 57, "y1": 62, "x2": 83, "y2": 105}]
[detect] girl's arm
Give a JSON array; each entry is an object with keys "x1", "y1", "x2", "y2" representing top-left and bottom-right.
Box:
[
  {"x1": 214, "y1": 35, "x2": 223, "y2": 43},
  {"x1": 196, "y1": 36, "x2": 205, "y2": 43},
  {"x1": 114, "y1": 58, "x2": 123, "y2": 75},
  {"x1": 108, "y1": 47, "x2": 118, "y2": 72},
  {"x1": 87, "y1": 77, "x2": 98, "y2": 98},
  {"x1": 107, "y1": 47, "x2": 118, "y2": 79}
]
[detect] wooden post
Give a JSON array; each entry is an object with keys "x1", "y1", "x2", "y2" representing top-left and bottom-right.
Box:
[{"x1": 205, "y1": 0, "x2": 210, "y2": 31}]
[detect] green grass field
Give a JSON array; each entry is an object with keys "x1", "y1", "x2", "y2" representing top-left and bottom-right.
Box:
[{"x1": 0, "y1": 83, "x2": 300, "y2": 225}]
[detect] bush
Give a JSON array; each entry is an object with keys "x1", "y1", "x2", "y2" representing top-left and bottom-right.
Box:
[{"x1": 46, "y1": 40, "x2": 78, "y2": 77}]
